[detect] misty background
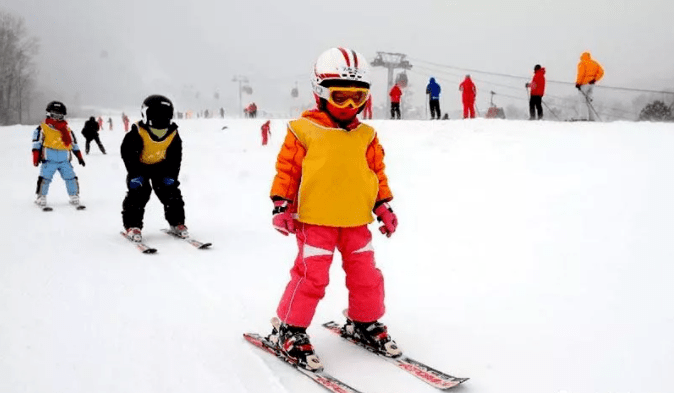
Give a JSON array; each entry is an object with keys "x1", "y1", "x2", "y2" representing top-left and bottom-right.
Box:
[{"x1": 2, "y1": 0, "x2": 674, "y2": 121}]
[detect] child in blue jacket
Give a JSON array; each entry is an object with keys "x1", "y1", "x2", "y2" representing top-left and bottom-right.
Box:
[{"x1": 32, "y1": 101, "x2": 86, "y2": 208}]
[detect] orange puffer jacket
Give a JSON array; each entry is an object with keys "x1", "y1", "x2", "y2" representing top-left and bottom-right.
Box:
[
  {"x1": 576, "y1": 52, "x2": 604, "y2": 85},
  {"x1": 270, "y1": 109, "x2": 393, "y2": 227}
]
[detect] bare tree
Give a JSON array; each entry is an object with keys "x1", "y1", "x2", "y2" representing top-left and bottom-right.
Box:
[{"x1": 0, "y1": 10, "x2": 39, "y2": 125}]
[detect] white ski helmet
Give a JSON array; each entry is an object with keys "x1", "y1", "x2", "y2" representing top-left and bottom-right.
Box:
[{"x1": 311, "y1": 47, "x2": 371, "y2": 101}]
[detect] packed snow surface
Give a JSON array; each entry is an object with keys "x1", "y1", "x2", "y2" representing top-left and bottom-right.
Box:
[{"x1": 1, "y1": 117, "x2": 673, "y2": 393}]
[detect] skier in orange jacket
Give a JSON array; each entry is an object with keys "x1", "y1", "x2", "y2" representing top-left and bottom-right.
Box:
[
  {"x1": 265, "y1": 47, "x2": 401, "y2": 371},
  {"x1": 575, "y1": 52, "x2": 604, "y2": 121}
]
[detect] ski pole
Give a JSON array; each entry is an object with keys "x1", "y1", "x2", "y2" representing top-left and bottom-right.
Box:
[
  {"x1": 425, "y1": 93, "x2": 429, "y2": 119},
  {"x1": 541, "y1": 99, "x2": 561, "y2": 120},
  {"x1": 578, "y1": 87, "x2": 602, "y2": 122}
]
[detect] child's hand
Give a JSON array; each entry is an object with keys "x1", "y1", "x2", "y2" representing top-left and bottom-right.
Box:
[
  {"x1": 74, "y1": 151, "x2": 85, "y2": 166},
  {"x1": 374, "y1": 202, "x2": 398, "y2": 238},
  {"x1": 272, "y1": 199, "x2": 295, "y2": 236}
]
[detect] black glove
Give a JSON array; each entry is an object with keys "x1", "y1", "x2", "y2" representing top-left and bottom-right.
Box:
[
  {"x1": 525, "y1": 83, "x2": 530, "y2": 88},
  {"x1": 575, "y1": 84, "x2": 581, "y2": 90},
  {"x1": 589, "y1": 79, "x2": 596, "y2": 85}
]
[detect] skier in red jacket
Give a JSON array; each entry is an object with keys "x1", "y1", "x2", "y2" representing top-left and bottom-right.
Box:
[
  {"x1": 526, "y1": 65, "x2": 546, "y2": 120},
  {"x1": 261, "y1": 120, "x2": 271, "y2": 146},
  {"x1": 122, "y1": 113, "x2": 130, "y2": 132},
  {"x1": 459, "y1": 75, "x2": 476, "y2": 119},
  {"x1": 389, "y1": 83, "x2": 402, "y2": 119}
]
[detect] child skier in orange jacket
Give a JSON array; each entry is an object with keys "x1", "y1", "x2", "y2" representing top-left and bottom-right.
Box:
[{"x1": 265, "y1": 47, "x2": 400, "y2": 371}]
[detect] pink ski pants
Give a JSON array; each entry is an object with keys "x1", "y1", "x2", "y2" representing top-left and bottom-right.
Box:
[{"x1": 276, "y1": 223, "x2": 385, "y2": 327}]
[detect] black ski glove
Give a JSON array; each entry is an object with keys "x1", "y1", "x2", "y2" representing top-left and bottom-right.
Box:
[
  {"x1": 575, "y1": 84, "x2": 581, "y2": 90},
  {"x1": 589, "y1": 79, "x2": 596, "y2": 85}
]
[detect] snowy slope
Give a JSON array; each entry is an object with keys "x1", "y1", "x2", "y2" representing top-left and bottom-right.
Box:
[{"x1": 1, "y1": 118, "x2": 673, "y2": 393}]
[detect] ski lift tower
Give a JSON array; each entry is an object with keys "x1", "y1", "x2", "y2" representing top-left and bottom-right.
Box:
[
  {"x1": 232, "y1": 75, "x2": 250, "y2": 118},
  {"x1": 370, "y1": 52, "x2": 413, "y2": 94}
]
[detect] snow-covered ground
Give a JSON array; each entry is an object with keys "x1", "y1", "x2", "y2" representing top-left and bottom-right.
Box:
[{"x1": 1, "y1": 117, "x2": 673, "y2": 393}]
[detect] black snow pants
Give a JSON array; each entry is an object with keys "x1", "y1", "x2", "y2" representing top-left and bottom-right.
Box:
[
  {"x1": 85, "y1": 136, "x2": 106, "y2": 154},
  {"x1": 121, "y1": 174, "x2": 185, "y2": 229},
  {"x1": 529, "y1": 95, "x2": 543, "y2": 119},
  {"x1": 429, "y1": 99, "x2": 441, "y2": 119},
  {"x1": 390, "y1": 102, "x2": 401, "y2": 119}
]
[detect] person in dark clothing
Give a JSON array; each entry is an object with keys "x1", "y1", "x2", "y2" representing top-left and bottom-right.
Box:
[
  {"x1": 526, "y1": 64, "x2": 546, "y2": 120},
  {"x1": 426, "y1": 77, "x2": 442, "y2": 119},
  {"x1": 81, "y1": 116, "x2": 106, "y2": 154},
  {"x1": 120, "y1": 95, "x2": 188, "y2": 242}
]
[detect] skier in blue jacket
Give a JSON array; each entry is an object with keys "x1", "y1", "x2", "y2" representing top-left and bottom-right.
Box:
[{"x1": 426, "y1": 77, "x2": 442, "y2": 119}]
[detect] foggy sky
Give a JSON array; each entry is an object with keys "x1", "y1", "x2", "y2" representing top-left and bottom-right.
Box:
[{"x1": 3, "y1": 0, "x2": 674, "y2": 116}]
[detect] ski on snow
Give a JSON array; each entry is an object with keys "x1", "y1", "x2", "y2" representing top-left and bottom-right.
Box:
[
  {"x1": 243, "y1": 332, "x2": 365, "y2": 393},
  {"x1": 120, "y1": 231, "x2": 157, "y2": 254},
  {"x1": 322, "y1": 321, "x2": 468, "y2": 390},
  {"x1": 161, "y1": 229, "x2": 212, "y2": 249}
]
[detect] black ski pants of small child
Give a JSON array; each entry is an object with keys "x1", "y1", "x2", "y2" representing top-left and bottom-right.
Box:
[{"x1": 122, "y1": 174, "x2": 185, "y2": 229}]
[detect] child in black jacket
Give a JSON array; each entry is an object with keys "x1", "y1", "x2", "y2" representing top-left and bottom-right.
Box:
[{"x1": 121, "y1": 95, "x2": 187, "y2": 242}]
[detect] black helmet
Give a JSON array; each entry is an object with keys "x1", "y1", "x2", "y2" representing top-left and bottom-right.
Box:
[
  {"x1": 534, "y1": 64, "x2": 542, "y2": 71},
  {"x1": 141, "y1": 94, "x2": 174, "y2": 129},
  {"x1": 46, "y1": 101, "x2": 67, "y2": 120}
]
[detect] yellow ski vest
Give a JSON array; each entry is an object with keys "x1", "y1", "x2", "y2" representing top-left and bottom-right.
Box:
[
  {"x1": 40, "y1": 123, "x2": 73, "y2": 151},
  {"x1": 137, "y1": 125, "x2": 177, "y2": 165},
  {"x1": 289, "y1": 118, "x2": 378, "y2": 227}
]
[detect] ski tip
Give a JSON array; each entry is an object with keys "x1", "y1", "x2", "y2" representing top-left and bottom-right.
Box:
[
  {"x1": 199, "y1": 243, "x2": 213, "y2": 249},
  {"x1": 42, "y1": 207, "x2": 53, "y2": 212},
  {"x1": 143, "y1": 248, "x2": 158, "y2": 254},
  {"x1": 76, "y1": 205, "x2": 86, "y2": 210}
]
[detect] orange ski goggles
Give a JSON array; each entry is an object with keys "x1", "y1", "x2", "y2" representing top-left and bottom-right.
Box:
[{"x1": 327, "y1": 86, "x2": 370, "y2": 108}]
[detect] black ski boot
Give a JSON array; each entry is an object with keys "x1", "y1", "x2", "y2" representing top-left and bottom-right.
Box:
[
  {"x1": 268, "y1": 317, "x2": 323, "y2": 371},
  {"x1": 343, "y1": 316, "x2": 402, "y2": 358}
]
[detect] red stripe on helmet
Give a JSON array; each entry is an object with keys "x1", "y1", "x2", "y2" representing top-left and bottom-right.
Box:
[
  {"x1": 338, "y1": 47, "x2": 351, "y2": 67},
  {"x1": 351, "y1": 49, "x2": 359, "y2": 68},
  {"x1": 317, "y1": 73, "x2": 340, "y2": 79}
]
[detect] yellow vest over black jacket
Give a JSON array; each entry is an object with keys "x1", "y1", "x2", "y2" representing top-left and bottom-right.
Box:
[{"x1": 120, "y1": 122, "x2": 182, "y2": 178}]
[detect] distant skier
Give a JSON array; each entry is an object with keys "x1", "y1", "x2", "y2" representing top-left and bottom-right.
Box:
[
  {"x1": 526, "y1": 64, "x2": 546, "y2": 120},
  {"x1": 120, "y1": 95, "x2": 188, "y2": 242},
  {"x1": 265, "y1": 47, "x2": 401, "y2": 371},
  {"x1": 32, "y1": 101, "x2": 86, "y2": 208},
  {"x1": 97, "y1": 116, "x2": 104, "y2": 129},
  {"x1": 426, "y1": 77, "x2": 442, "y2": 119},
  {"x1": 108, "y1": 117, "x2": 113, "y2": 130},
  {"x1": 389, "y1": 82, "x2": 402, "y2": 119},
  {"x1": 261, "y1": 120, "x2": 271, "y2": 146},
  {"x1": 575, "y1": 52, "x2": 604, "y2": 121},
  {"x1": 246, "y1": 103, "x2": 258, "y2": 118},
  {"x1": 459, "y1": 75, "x2": 477, "y2": 119},
  {"x1": 122, "y1": 113, "x2": 130, "y2": 132},
  {"x1": 81, "y1": 116, "x2": 106, "y2": 154}
]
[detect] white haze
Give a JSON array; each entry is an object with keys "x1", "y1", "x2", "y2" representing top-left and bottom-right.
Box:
[{"x1": 2, "y1": 0, "x2": 674, "y2": 117}]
